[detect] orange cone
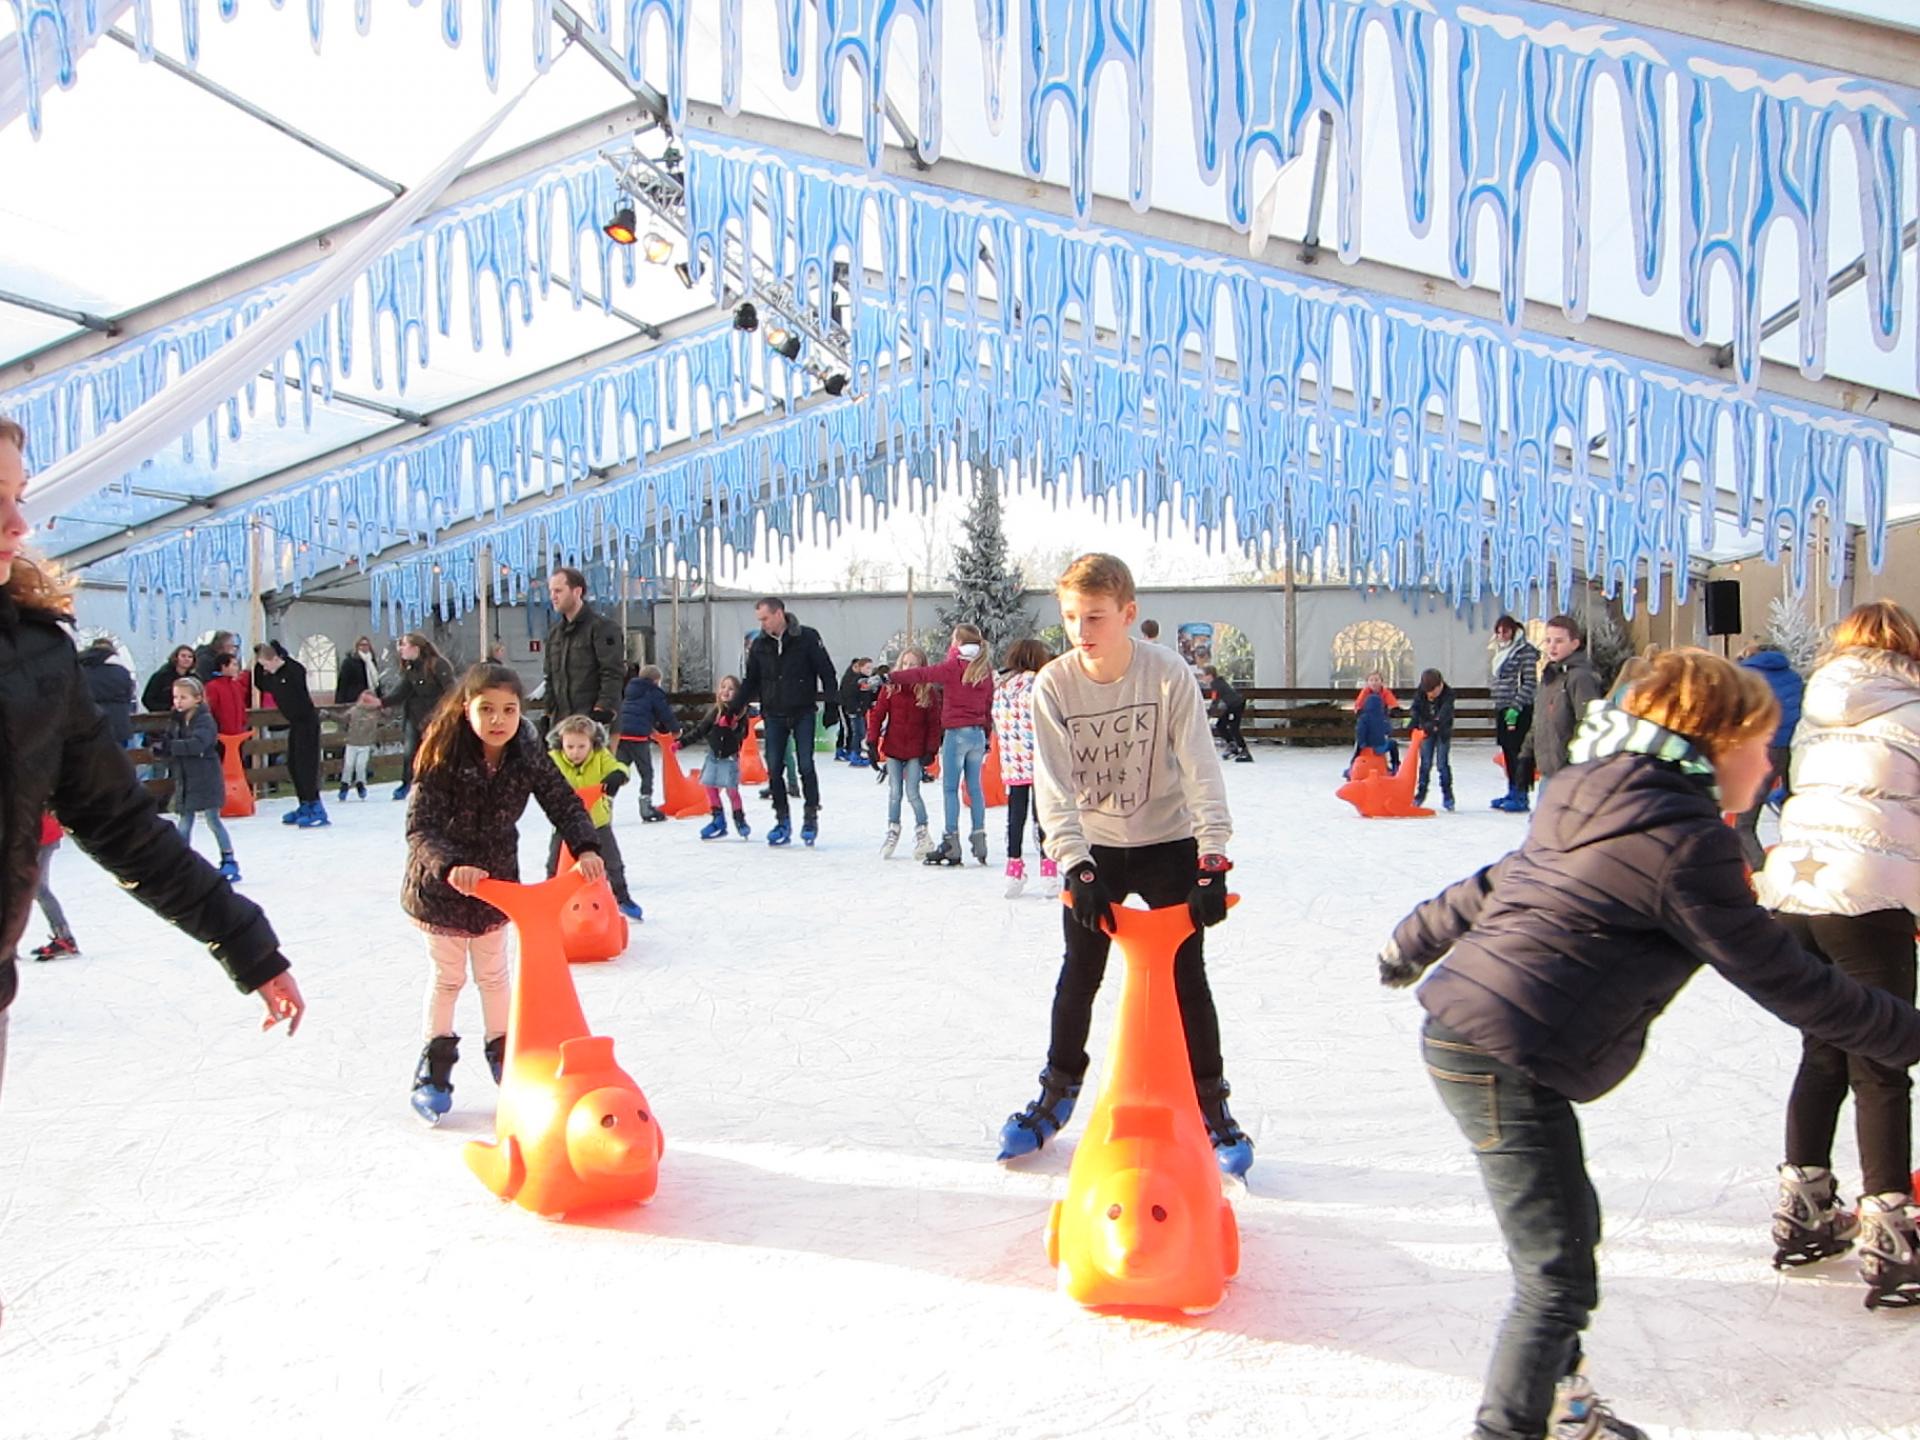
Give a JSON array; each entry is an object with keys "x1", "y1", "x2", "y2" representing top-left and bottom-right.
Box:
[
  {"x1": 1336, "y1": 731, "x2": 1435, "y2": 818},
  {"x1": 961, "y1": 732, "x2": 1010, "y2": 809},
  {"x1": 1047, "y1": 897, "x2": 1240, "y2": 1314},
  {"x1": 219, "y1": 729, "x2": 255, "y2": 817},
  {"x1": 739, "y1": 716, "x2": 768, "y2": 785},
  {"x1": 653, "y1": 732, "x2": 715, "y2": 818},
  {"x1": 465, "y1": 871, "x2": 663, "y2": 1217}
]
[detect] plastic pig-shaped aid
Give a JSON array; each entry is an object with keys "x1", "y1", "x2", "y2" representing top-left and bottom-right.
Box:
[
  {"x1": 1336, "y1": 729, "x2": 1435, "y2": 819},
  {"x1": 464, "y1": 871, "x2": 663, "y2": 1217},
  {"x1": 1045, "y1": 899, "x2": 1239, "y2": 1314}
]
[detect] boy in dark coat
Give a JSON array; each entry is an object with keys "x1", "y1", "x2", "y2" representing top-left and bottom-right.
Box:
[
  {"x1": 835, "y1": 658, "x2": 877, "y2": 766},
  {"x1": 1199, "y1": 665, "x2": 1250, "y2": 762},
  {"x1": 78, "y1": 636, "x2": 135, "y2": 745},
  {"x1": 1520, "y1": 613, "x2": 1606, "y2": 792},
  {"x1": 1379, "y1": 650, "x2": 1920, "y2": 1440},
  {"x1": 254, "y1": 641, "x2": 326, "y2": 828},
  {"x1": 616, "y1": 663, "x2": 679, "y2": 822},
  {"x1": 1408, "y1": 667, "x2": 1456, "y2": 810}
]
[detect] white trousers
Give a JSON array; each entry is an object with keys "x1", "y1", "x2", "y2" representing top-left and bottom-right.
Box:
[
  {"x1": 341, "y1": 744, "x2": 372, "y2": 787},
  {"x1": 423, "y1": 929, "x2": 511, "y2": 1041}
]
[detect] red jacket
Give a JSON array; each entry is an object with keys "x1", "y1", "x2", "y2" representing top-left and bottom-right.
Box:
[
  {"x1": 205, "y1": 674, "x2": 251, "y2": 735},
  {"x1": 868, "y1": 681, "x2": 943, "y2": 761},
  {"x1": 886, "y1": 647, "x2": 994, "y2": 730},
  {"x1": 39, "y1": 812, "x2": 62, "y2": 847}
]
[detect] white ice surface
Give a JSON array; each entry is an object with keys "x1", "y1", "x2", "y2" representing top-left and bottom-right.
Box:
[{"x1": 2, "y1": 744, "x2": 1917, "y2": 1440}]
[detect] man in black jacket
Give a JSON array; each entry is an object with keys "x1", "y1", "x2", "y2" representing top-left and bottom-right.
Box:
[
  {"x1": 1521, "y1": 614, "x2": 1606, "y2": 788},
  {"x1": 254, "y1": 641, "x2": 326, "y2": 828},
  {"x1": 543, "y1": 567, "x2": 625, "y2": 728},
  {"x1": 733, "y1": 597, "x2": 838, "y2": 845},
  {"x1": 79, "y1": 636, "x2": 136, "y2": 745}
]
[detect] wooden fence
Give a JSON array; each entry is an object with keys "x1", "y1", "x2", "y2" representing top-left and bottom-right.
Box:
[{"x1": 1238, "y1": 686, "x2": 1498, "y2": 746}]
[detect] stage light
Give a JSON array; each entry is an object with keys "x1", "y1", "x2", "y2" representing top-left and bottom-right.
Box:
[
  {"x1": 733, "y1": 302, "x2": 759, "y2": 332},
  {"x1": 672, "y1": 260, "x2": 695, "y2": 289},
  {"x1": 641, "y1": 231, "x2": 673, "y2": 264},
  {"x1": 603, "y1": 206, "x2": 638, "y2": 245},
  {"x1": 822, "y1": 373, "x2": 849, "y2": 397},
  {"x1": 765, "y1": 325, "x2": 801, "y2": 361}
]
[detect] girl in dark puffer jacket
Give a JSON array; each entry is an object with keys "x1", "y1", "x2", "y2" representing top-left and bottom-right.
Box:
[
  {"x1": 401, "y1": 664, "x2": 603, "y2": 1124},
  {"x1": 1380, "y1": 649, "x2": 1920, "y2": 1440}
]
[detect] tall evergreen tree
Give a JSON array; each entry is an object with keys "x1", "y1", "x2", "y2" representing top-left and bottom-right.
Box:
[{"x1": 938, "y1": 473, "x2": 1033, "y2": 646}]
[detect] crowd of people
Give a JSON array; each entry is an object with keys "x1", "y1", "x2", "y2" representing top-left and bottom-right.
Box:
[{"x1": 13, "y1": 389, "x2": 1920, "y2": 1440}]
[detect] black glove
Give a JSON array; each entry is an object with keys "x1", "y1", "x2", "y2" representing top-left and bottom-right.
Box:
[
  {"x1": 1377, "y1": 939, "x2": 1429, "y2": 989},
  {"x1": 1188, "y1": 853, "x2": 1232, "y2": 929},
  {"x1": 590, "y1": 706, "x2": 614, "y2": 726},
  {"x1": 822, "y1": 702, "x2": 840, "y2": 730},
  {"x1": 602, "y1": 770, "x2": 628, "y2": 796},
  {"x1": 1066, "y1": 859, "x2": 1114, "y2": 934},
  {"x1": 147, "y1": 738, "x2": 170, "y2": 756}
]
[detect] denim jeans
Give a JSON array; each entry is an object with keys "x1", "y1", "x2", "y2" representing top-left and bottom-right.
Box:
[
  {"x1": 1424, "y1": 1018, "x2": 1598, "y2": 1440},
  {"x1": 178, "y1": 807, "x2": 235, "y2": 856},
  {"x1": 885, "y1": 757, "x2": 928, "y2": 826},
  {"x1": 1417, "y1": 735, "x2": 1455, "y2": 803},
  {"x1": 940, "y1": 725, "x2": 988, "y2": 837},
  {"x1": 761, "y1": 709, "x2": 820, "y2": 819},
  {"x1": 843, "y1": 712, "x2": 867, "y2": 756}
]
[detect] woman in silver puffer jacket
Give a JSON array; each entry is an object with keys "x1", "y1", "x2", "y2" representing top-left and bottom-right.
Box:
[{"x1": 1757, "y1": 601, "x2": 1920, "y2": 1302}]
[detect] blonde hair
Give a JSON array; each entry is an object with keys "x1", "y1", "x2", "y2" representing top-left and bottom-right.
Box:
[
  {"x1": 0, "y1": 417, "x2": 72, "y2": 617},
  {"x1": 1617, "y1": 648, "x2": 1778, "y2": 760},
  {"x1": 894, "y1": 649, "x2": 934, "y2": 707},
  {"x1": 1829, "y1": 600, "x2": 1920, "y2": 665},
  {"x1": 171, "y1": 676, "x2": 205, "y2": 702},
  {"x1": 953, "y1": 623, "x2": 991, "y2": 686},
  {"x1": 551, "y1": 714, "x2": 606, "y2": 749},
  {"x1": 1056, "y1": 552, "x2": 1136, "y2": 606}
]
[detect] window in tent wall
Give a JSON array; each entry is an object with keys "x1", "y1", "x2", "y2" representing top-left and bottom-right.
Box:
[
  {"x1": 296, "y1": 635, "x2": 338, "y2": 694},
  {"x1": 1329, "y1": 620, "x2": 1414, "y2": 691}
]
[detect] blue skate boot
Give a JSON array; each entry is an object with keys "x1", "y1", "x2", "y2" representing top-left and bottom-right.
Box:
[
  {"x1": 801, "y1": 806, "x2": 819, "y2": 847},
  {"x1": 767, "y1": 816, "x2": 792, "y2": 847},
  {"x1": 410, "y1": 1035, "x2": 459, "y2": 1125},
  {"x1": 996, "y1": 1065, "x2": 1084, "y2": 1161},
  {"x1": 699, "y1": 806, "x2": 728, "y2": 840},
  {"x1": 1197, "y1": 1076, "x2": 1254, "y2": 1177},
  {"x1": 732, "y1": 808, "x2": 751, "y2": 839}
]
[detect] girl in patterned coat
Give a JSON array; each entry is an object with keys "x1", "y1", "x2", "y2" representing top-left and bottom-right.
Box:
[{"x1": 994, "y1": 638, "x2": 1055, "y2": 897}]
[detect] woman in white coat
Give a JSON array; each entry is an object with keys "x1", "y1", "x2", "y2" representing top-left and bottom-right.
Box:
[{"x1": 1758, "y1": 601, "x2": 1920, "y2": 1304}]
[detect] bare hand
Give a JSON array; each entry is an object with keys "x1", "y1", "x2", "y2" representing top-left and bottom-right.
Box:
[
  {"x1": 448, "y1": 865, "x2": 489, "y2": 895},
  {"x1": 258, "y1": 973, "x2": 306, "y2": 1036},
  {"x1": 574, "y1": 852, "x2": 607, "y2": 883}
]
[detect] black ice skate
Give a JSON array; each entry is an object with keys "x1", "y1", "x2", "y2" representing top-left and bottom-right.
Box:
[
  {"x1": 1771, "y1": 1163, "x2": 1859, "y2": 1268},
  {"x1": 1858, "y1": 1193, "x2": 1920, "y2": 1309},
  {"x1": 923, "y1": 832, "x2": 964, "y2": 867}
]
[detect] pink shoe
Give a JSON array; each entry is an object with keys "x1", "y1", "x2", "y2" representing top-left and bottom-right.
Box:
[
  {"x1": 1004, "y1": 858, "x2": 1027, "y2": 898},
  {"x1": 1039, "y1": 857, "x2": 1060, "y2": 896}
]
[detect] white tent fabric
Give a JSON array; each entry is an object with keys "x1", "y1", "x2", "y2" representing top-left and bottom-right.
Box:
[{"x1": 0, "y1": 0, "x2": 130, "y2": 135}]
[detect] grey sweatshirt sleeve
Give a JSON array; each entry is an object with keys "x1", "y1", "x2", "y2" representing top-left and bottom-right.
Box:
[
  {"x1": 1165, "y1": 656, "x2": 1233, "y2": 856},
  {"x1": 1033, "y1": 668, "x2": 1090, "y2": 869}
]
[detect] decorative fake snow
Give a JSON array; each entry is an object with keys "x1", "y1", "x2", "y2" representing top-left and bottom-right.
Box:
[{"x1": 1, "y1": 744, "x2": 1913, "y2": 1439}]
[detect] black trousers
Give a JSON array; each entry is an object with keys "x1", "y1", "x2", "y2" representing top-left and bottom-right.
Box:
[
  {"x1": 1046, "y1": 837, "x2": 1224, "y2": 1083},
  {"x1": 1005, "y1": 783, "x2": 1046, "y2": 860},
  {"x1": 1781, "y1": 909, "x2": 1918, "y2": 1197},
  {"x1": 1215, "y1": 702, "x2": 1246, "y2": 752},
  {"x1": 546, "y1": 823, "x2": 631, "y2": 905},
  {"x1": 617, "y1": 737, "x2": 656, "y2": 806},
  {"x1": 286, "y1": 715, "x2": 322, "y2": 805},
  {"x1": 1496, "y1": 704, "x2": 1534, "y2": 792}
]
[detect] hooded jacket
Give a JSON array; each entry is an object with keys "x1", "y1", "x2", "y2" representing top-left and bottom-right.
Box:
[
  {"x1": 1756, "y1": 648, "x2": 1920, "y2": 919},
  {"x1": 1409, "y1": 685, "x2": 1456, "y2": 741},
  {"x1": 78, "y1": 647, "x2": 135, "y2": 744},
  {"x1": 617, "y1": 674, "x2": 679, "y2": 741},
  {"x1": 1394, "y1": 706, "x2": 1920, "y2": 1102},
  {"x1": 1, "y1": 595, "x2": 285, "y2": 1015},
  {"x1": 155, "y1": 703, "x2": 226, "y2": 814},
  {"x1": 1521, "y1": 647, "x2": 1604, "y2": 779},
  {"x1": 868, "y1": 679, "x2": 942, "y2": 763},
  {"x1": 382, "y1": 653, "x2": 455, "y2": 730},
  {"x1": 886, "y1": 645, "x2": 994, "y2": 731},
  {"x1": 1741, "y1": 649, "x2": 1806, "y2": 750},
  {"x1": 1353, "y1": 691, "x2": 1391, "y2": 753}
]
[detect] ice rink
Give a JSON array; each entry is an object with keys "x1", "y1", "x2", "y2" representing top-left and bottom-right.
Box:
[{"x1": 4, "y1": 742, "x2": 1918, "y2": 1439}]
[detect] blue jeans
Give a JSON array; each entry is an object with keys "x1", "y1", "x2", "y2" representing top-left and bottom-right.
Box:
[
  {"x1": 178, "y1": 807, "x2": 234, "y2": 855},
  {"x1": 843, "y1": 712, "x2": 867, "y2": 756},
  {"x1": 1417, "y1": 735, "x2": 1454, "y2": 802},
  {"x1": 1424, "y1": 1019, "x2": 1598, "y2": 1440},
  {"x1": 885, "y1": 757, "x2": 929, "y2": 826},
  {"x1": 940, "y1": 725, "x2": 988, "y2": 836},
  {"x1": 760, "y1": 710, "x2": 820, "y2": 819}
]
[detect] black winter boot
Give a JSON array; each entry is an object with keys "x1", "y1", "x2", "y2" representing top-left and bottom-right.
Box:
[
  {"x1": 485, "y1": 1035, "x2": 507, "y2": 1085},
  {"x1": 410, "y1": 1034, "x2": 460, "y2": 1125}
]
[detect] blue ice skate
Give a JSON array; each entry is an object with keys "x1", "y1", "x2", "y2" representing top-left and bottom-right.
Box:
[
  {"x1": 996, "y1": 1066, "x2": 1083, "y2": 1161},
  {"x1": 410, "y1": 1036, "x2": 458, "y2": 1126},
  {"x1": 801, "y1": 808, "x2": 818, "y2": 847},
  {"x1": 1198, "y1": 1078, "x2": 1254, "y2": 1178},
  {"x1": 767, "y1": 818, "x2": 792, "y2": 847}
]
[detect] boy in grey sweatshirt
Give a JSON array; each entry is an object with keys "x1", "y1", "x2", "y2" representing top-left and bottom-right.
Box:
[{"x1": 996, "y1": 553, "x2": 1251, "y2": 1175}]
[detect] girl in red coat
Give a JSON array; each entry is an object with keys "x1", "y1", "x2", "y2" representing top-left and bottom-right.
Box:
[
  {"x1": 887, "y1": 624, "x2": 996, "y2": 866},
  {"x1": 867, "y1": 647, "x2": 943, "y2": 858},
  {"x1": 31, "y1": 812, "x2": 77, "y2": 960}
]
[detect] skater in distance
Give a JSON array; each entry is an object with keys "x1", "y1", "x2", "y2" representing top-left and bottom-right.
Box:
[
  {"x1": 1380, "y1": 647, "x2": 1920, "y2": 1439},
  {"x1": 728, "y1": 597, "x2": 839, "y2": 847}
]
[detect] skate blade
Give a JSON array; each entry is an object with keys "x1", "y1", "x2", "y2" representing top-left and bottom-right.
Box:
[
  {"x1": 1772, "y1": 1240, "x2": 1855, "y2": 1269},
  {"x1": 1864, "y1": 1285, "x2": 1920, "y2": 1310}
]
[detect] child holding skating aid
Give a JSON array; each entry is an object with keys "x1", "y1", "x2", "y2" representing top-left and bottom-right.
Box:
[
  {"x1": 887, "y1": 623, "x2": 996, "y2": 867},
  {"x1": 1379, "y1": 648, "x2": 1920, "y2": 1440},
  {"x1": 1000, "y1": 553, "x2": 1251, "y2": 1175},
  {"x1": 867, "y1": 647, "x2": 941, "y2": 859},
  {"x1": 545, "y1": 715, "x2": 643, "y2": 921},
  {"x1": 994, "y1": 637, "x2": 1055, "y2": 897},
  {"x1": 149, "y1": 676, "x2": 241, "y2": 883},
  {"x1": 401, "y1": 664, "x2": 604, "y2": 1125},
  {"x1": 1408, "y1": 667, "x2": 1456, "y2": 811},
  {"x1": 682, "y1": 676, "x2": 751, "y2": 840}
]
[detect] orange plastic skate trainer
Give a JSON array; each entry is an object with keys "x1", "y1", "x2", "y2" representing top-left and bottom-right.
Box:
[
  {"x1": 1045, "y1": 898, "x2": 1240, "y2": 1315},
  {"x1": 465, "y1": 872, "x2": 663, "y2": 1217},
  {"x1": 739, "y1": 716, "x2": 768, "y2": 785},
  {"x1": 653, "y1": 731, "x2": 716, "y2": 818},
  {"x1": 960, "y1": 731, "x2": 1010, "y2": 810},
  {"x1": 219, "y1": 729, "x2": 256, "y2": 817},
  {"x1": 1336, "y1": 730, "x2": 1435, "y2": 819},
  {"x1": 555, "y1": 785, "x2": 627, "y2": 964}
]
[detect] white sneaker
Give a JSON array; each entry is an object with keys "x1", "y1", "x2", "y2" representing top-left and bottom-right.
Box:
[
  {"x1": 1004, "y1": 858, "x2": 1026, "y2": 897},
  {"x1": 881, "y1": 824, "x2": 901, "y2": 859}
]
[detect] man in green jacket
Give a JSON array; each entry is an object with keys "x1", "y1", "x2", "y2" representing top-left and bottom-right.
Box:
[{"x1": 543, "y1": 567, "x2": 625, "y2": 728}]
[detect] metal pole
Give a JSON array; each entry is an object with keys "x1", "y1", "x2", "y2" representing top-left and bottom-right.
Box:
[
  {"x1": 478, "y1": 544, "x2": 492, "y2": 663},
  {"x1": 618, "y1": 546, "x2": 630, "y2": 655},
  {"x1": 1296, "y1": 113, "x2": 1336, "y2": 264},
  {"x1": 670, "y1": 570, "x2": 682, "y2": 691},
  {"x1": 905, "y1": 566, "x2": 915, "y2": 650},
  {"x1": 1282, "y1": 489, "x2": 1299, "y2": 687}
]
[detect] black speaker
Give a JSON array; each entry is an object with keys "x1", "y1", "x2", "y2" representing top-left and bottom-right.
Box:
[{"x1": 1704, "y1": 579, "x2": 1743, "y2": 637}]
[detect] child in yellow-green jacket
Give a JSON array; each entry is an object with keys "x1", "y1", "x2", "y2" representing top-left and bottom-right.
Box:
[{"x1": 546, "y1": 715, "x2": 642, "y2": 920}]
